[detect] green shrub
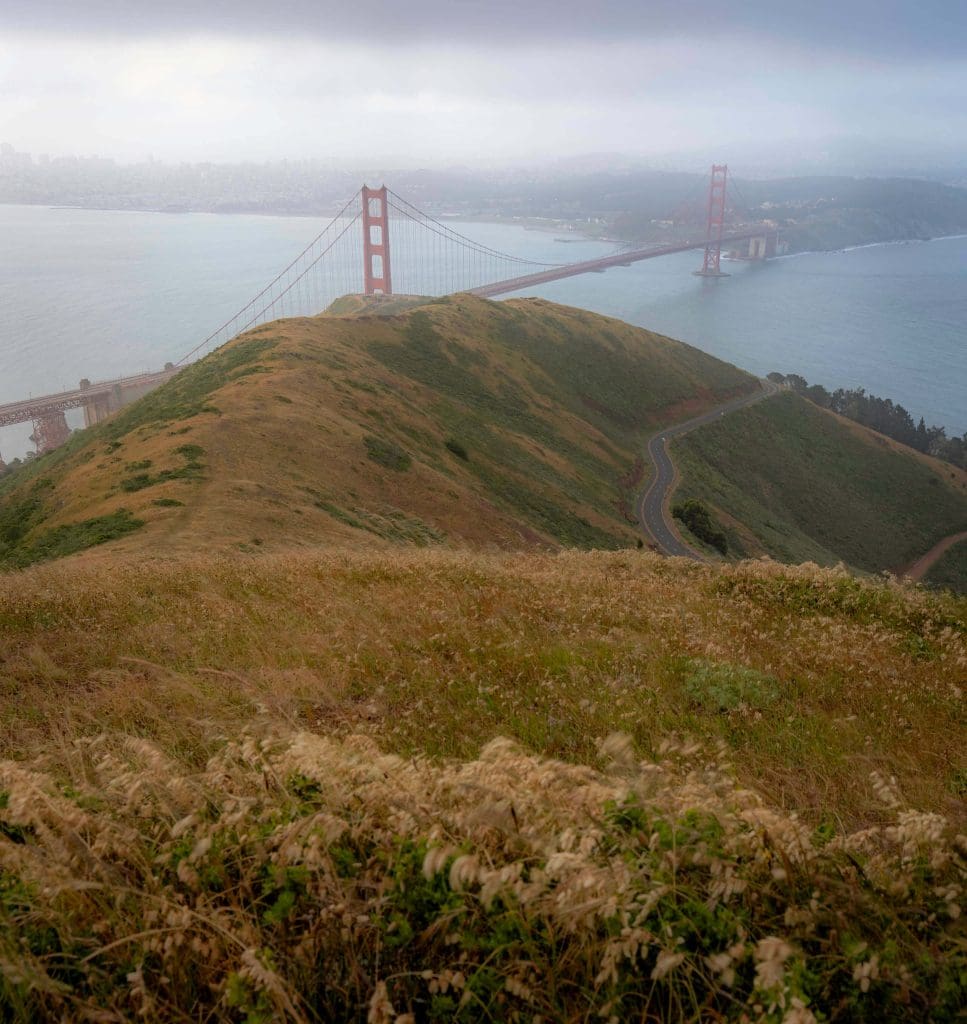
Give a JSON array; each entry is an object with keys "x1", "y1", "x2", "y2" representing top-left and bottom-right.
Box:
[
  {"x1": 119, "y1": 446, "x2": 205, "y2": 493},
  {"x1": 364, "y1": 436, "x2": 412, "y2": 472},
  {"x1": 680, "y1": 658, "x2": 781, "y2": 711},
  {"x1": 673, "y1": 498, "x2": 728, "y2": 554},
  {"x1": 0, "y1": 509, "x2": 144, "y2": 568},
  {"x1": 444, "y1": 437, "x2": 469, "y2": 461}
]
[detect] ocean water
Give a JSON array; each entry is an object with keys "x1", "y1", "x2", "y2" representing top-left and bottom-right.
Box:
[{"x1": 1, "y1": 203, "x2": 964, "y2": 460}]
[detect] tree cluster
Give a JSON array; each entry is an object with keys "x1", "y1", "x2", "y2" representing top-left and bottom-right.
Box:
[
  {"x1": 0, "y1": 456, "x2": 27, "y2": 481},
  {"x1": 768, "y1": 373, "x2": 967, "y2": 470},
  {"x1": 672, "y1": 499, "x2": 728, "y2": 554}
]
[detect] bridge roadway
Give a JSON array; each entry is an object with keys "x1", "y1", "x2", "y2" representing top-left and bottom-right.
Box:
[
  {"x1": 467, "y1": 229, "x2": 773, "y2": 297},
  {"x1": 0, "y1": 368, "x2": 179, "y2": 429}
]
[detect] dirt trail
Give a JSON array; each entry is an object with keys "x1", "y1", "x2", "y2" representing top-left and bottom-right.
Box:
[{"x1": 900, "y1": 530, "x2": 967, "y2": 582}]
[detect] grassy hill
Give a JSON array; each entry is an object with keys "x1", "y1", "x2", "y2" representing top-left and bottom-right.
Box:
[
  {"x1": 672, "y1": 392, "x2": 967, "y2": 577},
  {"x1": 0, "y1": 294, "x2": 754, "y2": 568},
  {"x1": 0, "y1": 548, "x2": 963, "y2": 1021},
  {"x1": 1, "y1": 297, "x2": 965, "y2": 1021}
]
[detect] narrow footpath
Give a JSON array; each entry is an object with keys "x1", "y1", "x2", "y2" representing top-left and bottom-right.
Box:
[
  {"x1": 900, "y1": 530, "x2": 967, "y2": 582},
  {"x1": 636, "y1": 378, "x2": 780, "y2": 559}
]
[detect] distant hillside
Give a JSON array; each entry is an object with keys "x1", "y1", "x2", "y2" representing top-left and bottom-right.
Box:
[
  {"x1": 0, "y1": 294, "x2": 754, "y2": 566},
  {"x1": 673, "y1": 392, "x2": 967, "y2": 575},
  {"x1": 612, "y1": 175, "x2": 967, "y2": 253}
]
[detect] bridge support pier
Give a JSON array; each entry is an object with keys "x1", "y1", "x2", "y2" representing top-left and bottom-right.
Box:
[
  {"x1": 31, "y1": 410, "x2": 70, "y2": 454},
  {"x1": 82, "y1": 391, "x2": 116, "y2": 428}
]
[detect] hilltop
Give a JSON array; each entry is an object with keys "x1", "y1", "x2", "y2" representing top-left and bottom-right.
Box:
[
  {"x1": 1, "y1": 293, "x2": 965, "y2": 590},
  {"x1": 0, "y1": 294, "x2": 756, "y2": 565}
]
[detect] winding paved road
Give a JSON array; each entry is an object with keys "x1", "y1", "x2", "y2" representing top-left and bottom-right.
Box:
[{"x1": 637, "y1": 378, "x2": 781, "y2": 559}]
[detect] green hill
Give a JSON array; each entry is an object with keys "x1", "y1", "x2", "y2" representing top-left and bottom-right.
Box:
[
  {"x1": 672, "y1": 391, "x2": 967, "y2": 576},
  {"x1": 1, "y1": 296, "x2": 965, "y2": 1022},
  {"x1": 0, "y1": 294, "x2": 755, "y2": 567}
]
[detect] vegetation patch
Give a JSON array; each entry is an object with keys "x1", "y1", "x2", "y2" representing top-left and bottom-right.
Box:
[
  {"x1": 364, "y1": 435, "x2": 412, "y2": 472},
  {"x1": 152, "y1": 498, "x2": 185, "y2": 508},
  {"x1": 315, "y1": 500, "x2": 445, "y2": 545},
  {"x1": 444, "y1": 437, "x2": 469, "y2": 461},
  {"x1": 0, "y1": 509, "x2": 143, "y2": 568},
  {"x1": 679, "y1": 657, "x2": 782, "y2": 711},
  {"x1": 119, "y1": 445, "x2": 205, "y2": 493},
  {"x1": 102, "y1": 337, "x2": 275, "y2": 438},
  {"x1": 673, "y1": 498, "x2": 728, "y2": 554},
  {"x1": 0, "y1": 484, "x2": 50, "y2": 553}
]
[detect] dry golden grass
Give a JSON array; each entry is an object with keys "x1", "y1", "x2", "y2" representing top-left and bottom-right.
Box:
[
  {"x1": 0, "y1": 725, "x2": 963, "y2": 1021},
  {"x1": 0, "y1": 549, "x2": 964, "y2": 1020},
  {"x1": 1, "y1": 548, "x2": 963, "y2": 827}
]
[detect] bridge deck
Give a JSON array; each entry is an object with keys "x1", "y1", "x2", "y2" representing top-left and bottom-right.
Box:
[
  {"x1": 468, "y1": 229, "x2": 769, "y2": 297},
  {"x1": 0, "y1": 368, "x2": 178, "y2": 428}
]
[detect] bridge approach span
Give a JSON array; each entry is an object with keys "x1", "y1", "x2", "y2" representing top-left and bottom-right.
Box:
[{"x1": 0, "y1": 368, "x2": 179, "y2": 430}]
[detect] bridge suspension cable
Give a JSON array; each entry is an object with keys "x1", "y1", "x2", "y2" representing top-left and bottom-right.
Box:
[
  {"x1": 177, "y1": 193, "x2": 365, "y2": 365},
  {"x1": 179, "y1": 185, "x2": 607, "y2": 364},
  {"x1": 384, "y1": 188, "x2": 568, "y2": 294}
]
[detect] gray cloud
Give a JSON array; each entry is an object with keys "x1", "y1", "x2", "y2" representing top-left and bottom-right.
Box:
[
  {"x1": 7, "y1": 1, "x2": 967, "y2": 58},
  {"x1": 2, "y1": 2, "x2": 964, "y2": 169}
]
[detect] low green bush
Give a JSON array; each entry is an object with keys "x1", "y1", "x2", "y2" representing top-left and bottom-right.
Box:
[
  {"x1": 673, "y1": 498, "x2": 728, "y2": 554},
  {"x1": 364, "y1": 436, "x2": 412, "y2": 472}
]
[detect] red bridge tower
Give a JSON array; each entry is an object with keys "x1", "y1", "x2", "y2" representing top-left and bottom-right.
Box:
[
  {"x1": 695, "y1": 164, "x2": 729, "y2": 277},
  {"x1": 361, "y1": 185, "x2": 392, "y2": 296}
]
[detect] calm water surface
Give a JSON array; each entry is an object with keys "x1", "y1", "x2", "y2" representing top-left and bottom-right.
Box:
[{"x1": 1, "y1": 204, "x2": 964, "y2": 459}]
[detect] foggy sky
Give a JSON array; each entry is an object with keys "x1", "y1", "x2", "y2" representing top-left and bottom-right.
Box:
[{"x1": 2, "y1": 1, "x2": 965, "y2": 166}]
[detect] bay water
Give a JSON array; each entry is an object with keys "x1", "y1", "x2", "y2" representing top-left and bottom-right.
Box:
[{"x1": 1, "y1": 203, "x2": 964, "y2": 460}]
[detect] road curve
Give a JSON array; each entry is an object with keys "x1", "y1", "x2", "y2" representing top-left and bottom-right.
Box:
[{"x1": 636, "y1": 379, "x2": 780, "y2": 559}]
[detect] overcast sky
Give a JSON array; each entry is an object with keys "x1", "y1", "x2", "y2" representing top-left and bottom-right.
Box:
[{"x1": 1, "y1": 1, "x2": 965, "y2": 167}]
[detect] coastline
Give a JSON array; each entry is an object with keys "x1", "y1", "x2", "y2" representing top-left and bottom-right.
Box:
[
  {"x1": 4, "y1": 199, "x2": 966, "y2": 258},
  {"x1": 771, "y1": 231, "x2": 967, "y2": 260}
]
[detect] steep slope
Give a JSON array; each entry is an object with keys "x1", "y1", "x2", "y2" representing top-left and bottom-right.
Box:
[
  {"x1": 0, "y1": 294, "x2": 755, "y2": 566},
  {"x1": 672, "y1": 391, "x2": 967, "y2": 576}
]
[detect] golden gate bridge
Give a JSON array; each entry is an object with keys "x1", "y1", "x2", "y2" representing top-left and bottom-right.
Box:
[{"x1": 0, "y1": 165, "x2": 778, "y2": 462}]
